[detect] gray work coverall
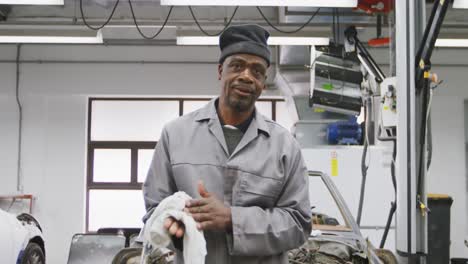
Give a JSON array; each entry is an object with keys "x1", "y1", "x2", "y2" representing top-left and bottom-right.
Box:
[{"x1": 143, "y1": 99, "x2": 311, "y2": 264}]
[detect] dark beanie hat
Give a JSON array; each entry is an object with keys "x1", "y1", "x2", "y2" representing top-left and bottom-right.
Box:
[{"x1": 219, "y1": 24, "x2": 271, "y2": 66}]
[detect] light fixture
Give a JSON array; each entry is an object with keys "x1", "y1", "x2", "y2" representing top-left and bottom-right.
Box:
[
  {"x1": 101, "y1": 25, "x2": 177, "y2": 44},
  {"x1": 453, "y1": 0, "x2": 468, "y2": 9},
  {"x1": 0, "y1": 27, "x2": 103, "y2": 44},
  {"x1": 161, "y1": 0, "x2": 357, "y2": 7},
  {"x1": 177, "y1": 36, "x2": 329, "y2": 46},
  {"x1": 0, "y1": 0, "x2": 63, "y2": 5},
  {"x1": 435, "y1": 38, "x2": 468, "y2": 47}
]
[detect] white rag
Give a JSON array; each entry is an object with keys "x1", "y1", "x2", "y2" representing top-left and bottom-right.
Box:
[{"x1": 143, "y1": 191, "x2": 207, "y2": 264}]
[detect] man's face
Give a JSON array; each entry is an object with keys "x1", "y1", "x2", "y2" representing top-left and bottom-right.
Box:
[{"x1": 218, "y1": 53, "x2": 268, "y2": 113}]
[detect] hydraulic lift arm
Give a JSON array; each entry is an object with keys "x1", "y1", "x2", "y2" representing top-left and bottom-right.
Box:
[
  {"x1": 345, "y1": 25, "x2": 386, "y2": 84},
  {"x1": 414, "y1": 0, "x2": 451, "y2": 232},
  {"x1": 415, "y1": 0, "x2": 451, "y2": 88}
]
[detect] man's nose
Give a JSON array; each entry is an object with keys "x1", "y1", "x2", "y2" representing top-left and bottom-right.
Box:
[{"x1": 237, "y1": 68, "x2": 254, "y2": 83}]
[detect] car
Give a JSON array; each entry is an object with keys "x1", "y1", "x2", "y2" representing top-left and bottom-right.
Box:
[
  {"x1": 288, "y1": 171, "x2": 396, "y2": 264},
  {"x1": 0, "y1": 208, "x2": 46, "y2": 264},
  {"x1": 114, "y1": 171, "x2": 398, "y2": 264}
]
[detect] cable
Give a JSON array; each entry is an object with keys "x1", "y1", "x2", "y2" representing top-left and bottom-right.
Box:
[
  {"x1": 365, "y1": 97, "x2": 372, "y2": 164},
  {"x1": 356, "y1": 97, "x2": 371, "y2": 226},
  {"x1": 425, "y1": 82, "x2": 439, "y2": 170},
  {"x1": 7, "y1": 199, "x2": 16, "y2": 212},
  {"x1": 425, "y1": 90, "x2": 433, "y2": 140},
  {"x1": 426, "y1": 116, "x2": 433, "y2": 169},
  {"x1": 332, "y1": 9, "x2": 336, "y2": 43},
  {"x1": 425, "y1": 80, "x2": 442, "y2": 170},
  {"x1": 336, "y1": 8, "x2": 341, "y2": 43},
  {"x1": 16, "y1": 44, "x2": 23, "y2": 193},
  {"x1": 80, "y1": 0, "x2": 120, "y2": 30},
  {"x1": 189, "y1": 6, "x2": 239, "y2": 36},
  {"x1": 129, "y1": 1, "x2": 174, "y2": 39},
  {"x1": 380, "y1": 139, "x2": 397, "y2": 248},
  {"x1": 376, "y1": 95, "x2": 398, "y2": 248},
  {"x1": 356, "y1": 134, "x2": 368, "y2": 226},
  {"x1": 425, "y1": 81, "x2": 442, "y2": 171},
  {"x1": 417, "y1": 75, "x2": 433, "y2": 196},
  {"x1": 256, "y1": 7, "x2": 321, "y2": 34},
  {"x1": 380, "y1": 202, "x2": 396, "y2": 248},
  {"x1": 376, "y1": 107, "x2": 398, "y2": 248}
]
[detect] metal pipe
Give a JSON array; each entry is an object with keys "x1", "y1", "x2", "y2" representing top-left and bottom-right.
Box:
[{"x1": 15, "y1": 44, "x2": 23, "y2": 193}]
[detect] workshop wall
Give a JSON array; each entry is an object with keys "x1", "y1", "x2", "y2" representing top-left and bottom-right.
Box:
[
  {"x1": 429, "y1": 65, "x2": 468, "y2": 259},
  {"x1": 1, "y1": 44, "x2": 467, "y2": 263},
  {"x1": 0, "y1": 63, "x2": 19, "y2": 193},
  {"x1": 430, "y1": 95, "x2": 467, "y2": 258},
  {"x1": 0, "y1": 44, "x2": 282, "y2": 264}
]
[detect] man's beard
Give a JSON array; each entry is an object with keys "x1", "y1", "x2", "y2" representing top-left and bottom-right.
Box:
[{"x1": 227, "y1": 92, "x2": 255, "y2": 112}]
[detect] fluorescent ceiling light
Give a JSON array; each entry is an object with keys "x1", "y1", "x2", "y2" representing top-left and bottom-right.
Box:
[
  {"x1": 0, "y1": 0, "x2": 63, "y2": 5},
  {"x1": 435, "y1": 38, "x2": 468, "y2": 47},
  {"x1": 161, "y1": 0, "x2": 357, "y2": 7},
  {"x1": 453, "y1": 0, "x2": 468, "y2": 9},
  {"x1": 0, "y1": 29, "x2": 103, "y2": 44},
  {"x1": 177, "y1": 36, "x2": 329, "y2": 46},
  {"x1": 102, "y1": 26, "x2": 177, "y2": 41}
]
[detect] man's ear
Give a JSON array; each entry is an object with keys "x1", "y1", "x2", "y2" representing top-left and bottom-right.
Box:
[{"x1": 218, "y1": 64, "x2": 223, "y2": 80}]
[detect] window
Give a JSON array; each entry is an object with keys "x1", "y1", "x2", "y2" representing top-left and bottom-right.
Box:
[
  {"x1": 308, "y1": 173, "x2": 350, "y2": 231},
  {"x1": 86, "y1": 97, "x2": 291, "y2": 231}
]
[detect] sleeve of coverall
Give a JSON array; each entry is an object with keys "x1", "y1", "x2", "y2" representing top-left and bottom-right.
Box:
[
  {"x1": 227, "y1": 146, "x2": 311, "y2": 256},
  {"x1": 142, "y1": 127, "x2": 177, "y2": 223}
]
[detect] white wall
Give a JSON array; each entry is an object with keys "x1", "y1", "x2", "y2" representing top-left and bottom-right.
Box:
[
  {"x1": 428, "y1": 64, "x2": 468, "y2": 258},
  {"x1": 0, "y1": 64, "x2": 19, "y2": 194},
  {"x1": 429, "y1": 95, "x2": 467, "y2": 258},
  {"x1": 1, "y1": 44, "x2": 467, "y2": 263},
  {"x1": 0, "y1": 44, "x2": 281, "y2": 264}
]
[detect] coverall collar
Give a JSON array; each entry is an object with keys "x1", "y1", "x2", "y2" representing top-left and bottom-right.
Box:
[{"x1": 195, "y1": 98, "x2": 271, "y2": 137}]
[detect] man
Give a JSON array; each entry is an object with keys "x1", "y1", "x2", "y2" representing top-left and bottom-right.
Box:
[{"x1": 143, "y1": 24, "x2": 311, "y2": 264}]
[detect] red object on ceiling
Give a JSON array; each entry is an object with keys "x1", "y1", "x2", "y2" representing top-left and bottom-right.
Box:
[
  {"x1": 368, "y1": 37, "x2": 391, "y2": 47},
  {"x1": 356, "y1": 0, "x2": 393, "y2": 14}
]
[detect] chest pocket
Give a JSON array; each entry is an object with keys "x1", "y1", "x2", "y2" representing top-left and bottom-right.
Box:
[{"x1": 234, "y1": 171, "x2": 284, "y2": 208}]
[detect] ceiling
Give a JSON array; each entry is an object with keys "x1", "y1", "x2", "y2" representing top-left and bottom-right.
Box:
[{"x1": 0, "y1": 0, "x2": 467, "y2": 44}]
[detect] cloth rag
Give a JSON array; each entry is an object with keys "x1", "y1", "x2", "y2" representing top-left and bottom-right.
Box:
[{"x1": 143, "y1": 191, "x2": 207, "y2": 264}]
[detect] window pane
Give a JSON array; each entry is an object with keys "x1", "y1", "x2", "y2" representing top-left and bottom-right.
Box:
[
  {"x1": 276, "y1": 101, "x2": 295, "y2": 132},
  {"x1": 308, "y1": 175, "x2": 350, "y2": 231},
  {"x1": 91, "y1": 100, "x2": 179, "y2": 141},
  {"x1": 88, "y1": 190, "x2": 145, "y2": 231},
  {"x1": 183, "y1": 100, "x2": 209, "y2": 115},
  {"x1": 93, "y1": 149, "x2": 131, "y2": 183},
  {"x1": 255, "y1": 101, "x2": 272, "y2": 119},
  {"x1": 138, "y1": 149, "x2": 155, "y2": 183}
]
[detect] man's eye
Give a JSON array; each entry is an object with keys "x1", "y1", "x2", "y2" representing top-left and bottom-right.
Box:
[
  {"x1": 254, "y1": 69, "x2": 264, "y2": 77},
  {"x1": 232, "y1": 64, "x2": 241, "y2": 70}
]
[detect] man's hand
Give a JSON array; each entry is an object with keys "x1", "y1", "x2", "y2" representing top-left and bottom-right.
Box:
[
  {"x1": 164, "y1": 217, "x2": 185, "y2": 238},
  {"x1": 186, "y1": 181, "x2": 232, "y2": 231}
]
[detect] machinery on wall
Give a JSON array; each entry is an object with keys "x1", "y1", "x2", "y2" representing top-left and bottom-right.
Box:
[
  {"x1": 304, "y1": 0, "x2": 459, "y2": 263},
  {"x1": 309, "y1": 44, "x2": 363, "y2": 117},
  {"x1": 355, "y1": 0, "x2": 393, "y2": 14}
]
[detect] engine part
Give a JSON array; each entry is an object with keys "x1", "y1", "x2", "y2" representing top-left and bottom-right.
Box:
[
  {"x1": 327, "y1": 117, "x2": 362, "y2": 145},
  {"x1": 310, "y1": 45, "x2": 363, "y2": 116}
]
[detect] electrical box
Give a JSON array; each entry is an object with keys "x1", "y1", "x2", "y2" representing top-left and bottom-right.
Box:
[{"x1": 380, "y1": 77, "x2": 397, "y2": 129}]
